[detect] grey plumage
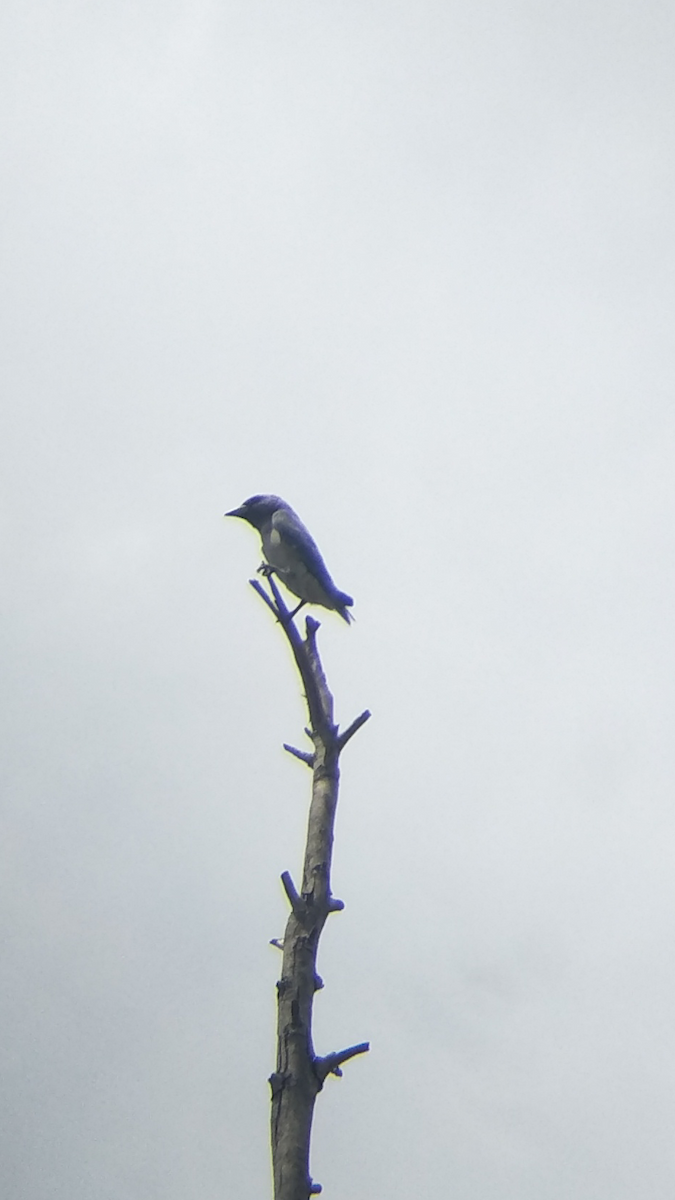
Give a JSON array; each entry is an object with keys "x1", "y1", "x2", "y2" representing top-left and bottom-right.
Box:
[{"x1": 225, "y1": 494, "x2": 354, "y2": 624}]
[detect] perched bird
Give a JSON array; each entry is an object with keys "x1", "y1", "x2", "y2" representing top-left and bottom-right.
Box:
[{"x1": 226, "y1": 494, "x2": 354, "y2": 624}]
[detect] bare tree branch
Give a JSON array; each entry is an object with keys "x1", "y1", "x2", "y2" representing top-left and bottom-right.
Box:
[
  {"x1": 280, "y1": 870, "x2": 304, "y2": 916},
  {"x1": 248, "y1": 576, "x2": 369, "y2": 1200},
  {"x1": 283, "y1": 744, "x2": 315, "y2": 768},
  {"x1": 337, "y1": 709, "x2": 371, "y2": 752},
  {"x1": 249, "y1": 578, "x2": 329, "y2": 737},
  {"x1": 314, "y1": 1042, "x2": 371, "y2": 1085},
  {"x1": 249, "y1": 578, "x2": 281, "y2": 619}
]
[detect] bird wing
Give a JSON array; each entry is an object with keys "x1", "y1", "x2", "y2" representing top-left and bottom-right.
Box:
[{"x1": 271, "y1": 507, "x2": 337, "y2": 592}]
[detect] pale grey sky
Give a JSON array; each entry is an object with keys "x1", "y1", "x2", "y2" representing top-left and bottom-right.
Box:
[{"x1": 2, "y1": 1, "x2": 675, "y2": 1196}]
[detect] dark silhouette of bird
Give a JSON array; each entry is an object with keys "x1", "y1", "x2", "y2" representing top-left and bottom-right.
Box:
[{"x1": 226, "y1": 494, "x2": 354, "y2": 624}]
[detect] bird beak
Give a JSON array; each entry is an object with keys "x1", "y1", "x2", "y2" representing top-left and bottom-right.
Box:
[{"x1": 225, "y1": 506, "x2": 245, "y2": 518}]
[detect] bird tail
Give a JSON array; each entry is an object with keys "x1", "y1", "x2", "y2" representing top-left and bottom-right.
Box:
[{"x1": 336, "y1": 591, "x2": 354, "y2": 624}]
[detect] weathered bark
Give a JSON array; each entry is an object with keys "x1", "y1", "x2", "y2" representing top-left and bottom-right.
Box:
[{"x1": 249, "y1": 575, "x2": 370, "y2": 1200}]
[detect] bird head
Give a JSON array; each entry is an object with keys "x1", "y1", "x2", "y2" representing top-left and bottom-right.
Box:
[{"x1": 225, "y1": 494, "x2": 287, "y2": 530}]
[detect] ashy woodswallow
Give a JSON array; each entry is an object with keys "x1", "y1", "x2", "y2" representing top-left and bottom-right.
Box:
[{"x1": 226, "y1": 494, "x2": 354, "y2": 624}]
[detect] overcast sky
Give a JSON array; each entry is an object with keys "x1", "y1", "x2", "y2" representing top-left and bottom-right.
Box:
[{"x1": 2, "y1": 0, "x2": 675, "y2": 1196}]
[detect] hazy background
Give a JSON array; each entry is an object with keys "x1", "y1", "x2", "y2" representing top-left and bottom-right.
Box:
[{"x1": 2, "y1": 1, "x2": 675, "y2": 1195}]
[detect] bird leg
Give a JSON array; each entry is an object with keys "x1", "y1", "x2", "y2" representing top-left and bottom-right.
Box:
[
  {"x1": 287, "y1": 600, "x2": 307, "y2": 620},
  {"x1": 256, "y1": 563, "x2": 305, "y2": 623}
]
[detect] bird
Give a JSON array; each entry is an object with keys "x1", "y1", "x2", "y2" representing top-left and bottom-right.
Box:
[{"x1": 225, "y1": 494, "x2": 354, "y2": 624}]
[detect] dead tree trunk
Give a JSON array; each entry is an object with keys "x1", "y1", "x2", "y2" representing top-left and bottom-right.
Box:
[{"x1": 250, "y1": 574, "x2": 370, "y2": 1200}]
